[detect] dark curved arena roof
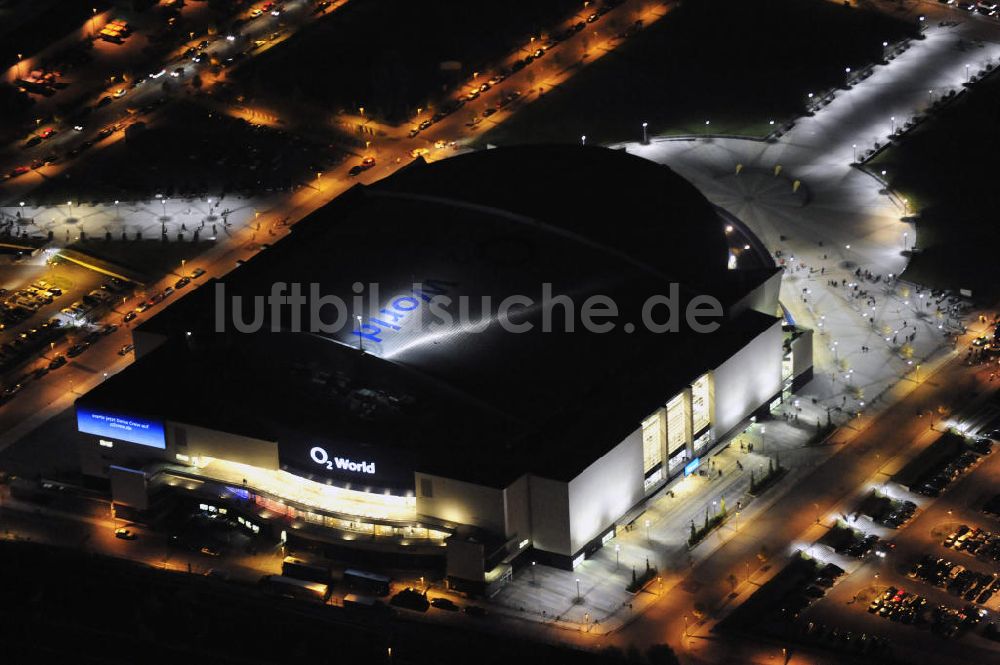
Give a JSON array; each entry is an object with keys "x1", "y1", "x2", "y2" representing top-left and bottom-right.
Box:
[{"x1": 81, "y1": 146, "x2": 779, "y2": 488}]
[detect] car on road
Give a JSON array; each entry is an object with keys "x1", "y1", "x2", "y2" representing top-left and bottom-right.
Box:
[
  {"x1": 114, "y1": 528, "x2": 137, "y2": 540},
  {"x1": 23, "y1": 136, "x2": 42, "y2": 148},
  {"x1": 163, "y1": 286, "x2": 175, "y2": 297},
  {"x1": 97, "y1": 95, "x2": 113, "y2": 107},
  {"x1": 39, "y1": 128, "x2": 57, "y2": 139},
  {"x1": 190, "y1": 268, "x2": 206, "y2": 279},
  {"x1": 48, "y1": 355, "x2": 67, "y2": 370},
  {"x1": 418, "y1": 120, "x2": 432, "y2": 130},
  {"x1": 8, "y1": 165, "x2": 30, "y2": 178},
  {"x1": 66, "y1": 343, "x2": 89, "y2": 358},
  {"x1": 410, "y1": 148, "x2": 430, "y2": 159},
  {"x1": 430, "y1": 597, "x2": 460, "y2": 611},
  {"x1": 118, "y1": 343, "x2": 134, "y2": 356},
  {"x1": 123, "y1": 311, "x2": 137, "y2": 323},
  {"x1": 175, "y1": 276, "x2": 191, "y2": 289}
]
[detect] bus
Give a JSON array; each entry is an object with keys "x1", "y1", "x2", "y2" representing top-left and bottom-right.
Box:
[
  {"x1": 260, "y1": 575, "x2": 329, "y2": 603},
  {"x1": 343, "y1": 568, "x2": 391, "y2": 597},
  {"x1": 282, "y1": 556, "x2": 331, "y2": 584}
]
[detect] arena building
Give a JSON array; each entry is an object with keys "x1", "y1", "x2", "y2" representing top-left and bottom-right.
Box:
[{"x1": 75, "y1": 146, "x2": 812, "y2": 594}]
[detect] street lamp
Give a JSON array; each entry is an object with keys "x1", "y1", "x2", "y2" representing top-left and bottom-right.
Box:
[
  {"x1": 844, "y1": 66, "x2": 852, "y2": 86},
  {"x1": 890, "y1": 116, "x2": 895, "y2": 135},
  {"x1": 530, "y1": 560, "x2": 536, "y2": 584},
  {"x1": 614, "y1": 543, "x2": 620, "y2": 569},
  {"x1": 903, "y1": 232, "x2": 908, "y2": 251},
  {"x1": 641, "y1": 121, "x2": 648, "y2": 144},
  {"x1": 580, "y1": 135, "x2": 586, "y2": 146},
  {"x1": 966, "y1": 63, "x2": 971, "y2": 82},
  {"x1": 644, "y1": 518, "x2": 651, "y2": 543},
  {"x1": 852, "y1": 143, "x2": 857, "y2": 162},
  {"x1": 16, "y1": 53, "x2": 23, "y2": 80},
  {"x1": 355, "y1": 315, "x2": 363, "y2": 351},
  {"x1": 91, "y1": 8, "x2": 98, "y2": 38},
  {"x1": 575, "y1": 577, "x2": 581, "y2": 600},
  {"x1": 114, "y1": 199, "x2": 120, "y2": 220},
  {"x1": 67, "y1": 201, "x2": 73, "y2": 219},
  {"x1": 704, "y1": 119, "x2": 710, "y2": 137}
]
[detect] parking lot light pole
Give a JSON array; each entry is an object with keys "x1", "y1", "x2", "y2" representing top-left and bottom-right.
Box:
[
  {"x1": 575, "y1": 578, "x2": 581, "y2": 600},
  {"x1": 67, "y1": 201, "x2": 73, "y2": 220},
  {"x1": 642, "y1": 122, "x2": 648, "y2": 144},
  {"x1": 966, "y1": 63, "x2": 971, "y2": 82},
  {"x1": 615, "y1": 543, "x2": 620, "y2": 569},
  {"x1": 890, "y1": 116, "x2": 895, "y2": 135},
  {"x1": 852, "y1": 143, "x2": 857, "y2": 162},
  {"x1": 580, "y1": 135, "x2": 586, "y2": 146}
]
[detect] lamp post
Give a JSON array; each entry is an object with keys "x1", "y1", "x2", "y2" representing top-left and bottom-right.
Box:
[
  {"x1": 67, "y1": 201, "x2": 73, "y2": 220},
  {"x1": 91, "y1": 8, "x2": 98, "y2": 38},
  {"x1": 704, "y1": 120, "x2": 710, "y2": 138},
  {"x1": 852, "y1": 143, "x2": 857, "y2": 162},
  {"x1": 530, "y1": 560, "x2": 536, "y2": 585},
  {"x1": 844, "y1": 66, "x2": 852, "y2": 86},
  {"x1": 966, "y1": 63, "x2": 971, "y2": 82},
  {"x1": 19, "y1": 201, "x2": 25, "y2": 220},
  {"x1": 580, "y1": 135, "x2": 586, "y2": 146},
  {"x1": 614, "y1": 543, "x2": 620, "y2": 569},
  {"x1": 903, "y1": 232, "x2": 908, "y2": 251},
  {"x1": 17, "y1": 53, "x2": 23, "y2": 80},
  {"x1": 683, "y1": 614, "x2": 689, "y2": 637},
  {"x1": 575, "y1": 577, "x2": 581, "y2": 600},
  {"x1": 890, "y1": 116, "x2": 895, "y2": 135},
  {"x1": 641, "y1": 121, "x2": 648, "y2": 144},
  {"x1": 928, "y1": 89, "x2": 933, "y2": 106},
  {"x1": 644, "y1": 518, "x2": 651, "y2": 543},
  {"x1": 114, "y1": 199, "x2": 120, "y2": 220}
]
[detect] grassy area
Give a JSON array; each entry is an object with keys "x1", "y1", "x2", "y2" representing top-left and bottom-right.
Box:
[
  {"x1": 62, "y1": 239, "x2": 214, "y2": 281},
  {"x1": 233, "y1": 0, "x2": 582, "y2": 123},
  {"x1": 479, "y1": 0, "x2": 917, "y2": 146},
  {"x1": 869, "y1": 72, "x2": 1000, "y2": 296},
  {"x1": 27, "y1": 101, "x2": 343, "y2": 205}
]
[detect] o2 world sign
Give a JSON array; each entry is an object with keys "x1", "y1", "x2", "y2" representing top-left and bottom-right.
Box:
[{"x1": 310, "y1": 446, "x2": 376, "y2": 475}]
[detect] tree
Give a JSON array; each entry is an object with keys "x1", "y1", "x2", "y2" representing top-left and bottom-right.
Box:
[
  {"x1": 646, "y1": 643, "x2": 681, "y2": 665},
  {"x1": 689, "y1": 520, "x2": 696, "y2": 542},
  {"x1": 768, "y1": 458, "x2": 775, "y2": 475}
]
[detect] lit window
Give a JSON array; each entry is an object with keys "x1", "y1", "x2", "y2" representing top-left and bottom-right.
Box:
[
  {"x1": 518, "y1": 538, "x2": 530, "y2": 549},
  {"x1": 99, "y1": 440, "x2": 114, "y2": 448},
  {"x1": 572, "y1": 554, "x2": 585, "y2": 569}
]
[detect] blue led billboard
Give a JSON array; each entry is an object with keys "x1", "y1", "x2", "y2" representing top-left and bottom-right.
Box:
[{"x1": 77, "y1": 407, "x2": 166, "y2": 449}]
